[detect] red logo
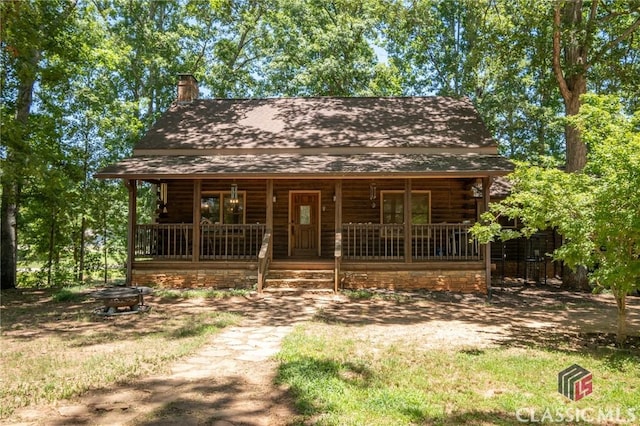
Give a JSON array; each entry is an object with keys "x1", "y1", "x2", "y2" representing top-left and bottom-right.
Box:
[{"x1": 558, "y1": 364, "x2": 592, "y2": 401}]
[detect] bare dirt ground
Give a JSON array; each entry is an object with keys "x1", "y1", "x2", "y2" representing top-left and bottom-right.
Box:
[{"x1": 2, "y1": 281, "x2": 639, "y2": 426}]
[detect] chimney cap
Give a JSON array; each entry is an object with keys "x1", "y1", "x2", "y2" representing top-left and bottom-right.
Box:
[{"x1": 178, "y1": 73, "x2": 198, "y2": 82}]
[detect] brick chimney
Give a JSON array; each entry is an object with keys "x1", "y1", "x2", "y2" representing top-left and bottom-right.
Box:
[{"x1": 177, "y1": 73, "x2": 198, "y2": 103}]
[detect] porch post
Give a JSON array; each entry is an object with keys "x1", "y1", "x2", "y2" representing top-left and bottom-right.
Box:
[
  {"x1": 334, "y1": 180, "x2": 342, "y2": 292},
  {"x1": 404, "y1": 178, "x2": 412, "y2": 263},
  {"x1": 334, "y1": 180, "x2": 342, "y2": 232},
  {"x1": 192, "y1": 180, "x2": 201, "y2": 262},
  {"x1": 125, "y1": 179, "x2": 137, "y2": 286},
  {"x1": 482, "y1": 176, "x2": 493, "y2": 297},
  {"x1": 266, "y1": 179, "x2": 274, "y2": 261}
]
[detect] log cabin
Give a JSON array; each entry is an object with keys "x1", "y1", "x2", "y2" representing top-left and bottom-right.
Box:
[{"x1": 96, "y1": 74, "x2": 513, "y2": 294}]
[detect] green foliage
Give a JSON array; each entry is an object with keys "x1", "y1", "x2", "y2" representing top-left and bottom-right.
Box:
[
  {"x1": 472, "y1": 94, "x2": 640, "y2": 342},
  {"x1": 51, "y1": 287, "x2": 85, "y2": 303}
]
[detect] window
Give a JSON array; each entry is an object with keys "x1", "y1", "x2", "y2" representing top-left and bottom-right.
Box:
[
  {"x1": 381, "y1": 191, "x2": 431, "y2": 224},
  {"x1": 200, "y1": 192, "x2": 245, "y2": 224}
]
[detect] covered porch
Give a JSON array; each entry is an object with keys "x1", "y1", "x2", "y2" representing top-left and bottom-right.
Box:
[{"x1": 123, "y1": 176, "x2": 494, "y2": 293}]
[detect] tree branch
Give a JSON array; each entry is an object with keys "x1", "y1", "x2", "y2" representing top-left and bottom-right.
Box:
[
  {"x1": 591, "y1": 13, "x2": 640, "y2": 65},
  {"x1": 552, "y1": 1, "x2": 572, "y2": 103}
]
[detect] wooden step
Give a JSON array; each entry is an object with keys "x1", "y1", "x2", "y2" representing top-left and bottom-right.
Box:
[
  {"x1": 262, "y1": 287, "x2": 334, "y2": 294},
  {"x1": 264, "y1": 269, "x2": 334, "y2": 290},
  {"x1": 269, "y1": 261, "x2": 334, "y2": 270}
]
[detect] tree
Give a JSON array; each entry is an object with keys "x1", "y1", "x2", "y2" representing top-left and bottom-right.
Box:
[
  {"x1": 552, "y1": 0, "x2": 640, "y2": 172},
  {"x1": 1, "y1": 0, "x2": 83, "y2": 289},
  {"x1": 472, "y1": 95, "x2": 640, "y2": 345},
  {"x1": 262, "y1": 0, "x2": 388, "y2": 96}
]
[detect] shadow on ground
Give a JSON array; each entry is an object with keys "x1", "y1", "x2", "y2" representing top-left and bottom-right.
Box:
[{"x1": 1, "y1": 283, "x2": 639, "y2": 425}]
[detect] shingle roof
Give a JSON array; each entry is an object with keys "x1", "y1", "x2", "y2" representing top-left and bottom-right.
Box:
[
  {"x1": 96, "y1": 153, "x2": 513, "y2": 179},
  {"x1": 96, "y1": 96, "x2": 512, "y2": 179},
  {"x1": 134, "y1": 97, "x2": 496, "y2": 151}
]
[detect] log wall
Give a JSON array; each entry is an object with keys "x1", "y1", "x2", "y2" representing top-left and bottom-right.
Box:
[
  {"x1": 153, "y1": 177, "x2": 478, "y2": 260},
  {"x1": 341, "y1": 178, "x2": 477, "y2": 224}
]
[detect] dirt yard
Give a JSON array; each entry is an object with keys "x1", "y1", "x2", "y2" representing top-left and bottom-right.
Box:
[{"x1": 1, "y1": 281, "x2": 639, "y2": 425}]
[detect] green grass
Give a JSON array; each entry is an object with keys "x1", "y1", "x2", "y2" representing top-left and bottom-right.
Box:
[
  {"x1": 276, "y1": 323, "x2": 640, "y2": 425},
  {"x1": 341, "y1": 289, "x2": 413, "y2": 303},
  {"x1": 51, "y1": 286, "x2": 90, "y2": 303},
  {"x1": 152, "y1": 288, "x2": 252, "y2": 299},
  {"x1": 0, "y1": 301, "x2": 240, "y2": 419}
]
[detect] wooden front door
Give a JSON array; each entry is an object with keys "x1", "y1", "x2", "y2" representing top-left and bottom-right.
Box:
[{"x1": 289, "y1": 192, "x2": 320, "y2": 257}]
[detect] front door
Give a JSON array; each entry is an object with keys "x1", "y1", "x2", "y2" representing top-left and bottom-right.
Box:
[{"x1": 289, "y1": 191, "x2": 320, "y2": 257}]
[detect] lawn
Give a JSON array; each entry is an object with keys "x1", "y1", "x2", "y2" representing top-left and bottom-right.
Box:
[
  {"x1": 0, "y1": 287, "x2": 241, "y2": 419},
  {"x1": 2, "y1": 284, "x2": 639, "y2": 425},
  {"x1": 277, "y1": 314, "x2": 640, "y2": 425}
]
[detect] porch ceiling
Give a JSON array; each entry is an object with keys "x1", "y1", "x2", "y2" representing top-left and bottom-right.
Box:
[{"x1": 95, "y1": 152, "x2": 514, "y2": 179}]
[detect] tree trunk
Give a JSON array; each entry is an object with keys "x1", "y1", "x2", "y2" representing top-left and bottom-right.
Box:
[
  {"x1": 552, "y1": 0, "x2": 589, "y2": 172},
  {"x1": 47, "y1": 213, "x2": 56, "y2": 287},
  {"x1": 562, "y1": 264, "x2": 590, "y2": 291},
  {"x1": 552, "y1": 1, "x2": 590, "y2": 289},
  {"x1": 0, "y1": 49, "x2": 37, "y2": 290},
  {"x1": 614, "y1": 292, "x2": 627, "y2": 347},
  {"x1": 78, "y1": 216, "x2": 86, "y2": 283},
  {"x1": 564, "y1": 84, "x2": 587, "y2": 172},
  {"x1": 0, "y1": 188, "x2": 18, "y2": 289}
]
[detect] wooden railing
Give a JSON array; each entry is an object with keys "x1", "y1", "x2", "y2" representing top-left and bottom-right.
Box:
[
  {"x1": 334, "y1": 232, "x2": 342, "y2": 292},
  {"x1": 200, "y1": 223, "x2": 266, "y2": 260},
  {"x1": 135, "y1": 224, "x2": 193, "y2": 260},
  {"x1": 342, "y1": 223, "x2": 481, "y2": 261},
  {"x1": 134, "y1": 223, "x2": 266, "y2": 261},
  {"x1": 257, "y1": 233, "x2": 271, "y2": 293},
  {"x1": 342, "y1": 223, "x2": 404, "y2": 260},
  {"x1": 412, "y1": 223, "x2": 480, "y2": 261}
]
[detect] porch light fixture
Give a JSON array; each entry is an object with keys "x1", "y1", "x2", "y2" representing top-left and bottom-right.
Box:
[
  {"x1": 369, "y1": 183, "x2": 377, "y2": 208},
  {"x1": 159, "y1": 182, "x2": 168, "y2": 213},
  {"x1": 230, "y1": 184, "x2": 239, "y2": 204},
  {"x1": 272, "y1": 195, "x2": 277, "y2": 203}
]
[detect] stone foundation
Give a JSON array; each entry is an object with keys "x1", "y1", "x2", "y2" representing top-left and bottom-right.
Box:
[
  {"x1": 341, "y1": 269, "x2": 487, "y2": 294},
  {"x1": 132, "y1": 266, "x2": 487, "y2": 294},
  {"x1": 132, "y1": 269, "x2": 256, "y2": 289}
]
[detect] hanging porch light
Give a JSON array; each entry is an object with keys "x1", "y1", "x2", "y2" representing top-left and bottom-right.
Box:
[
  {"x1": 369, "y1": 182, "x2": 377, "y2": 208},
  {"x1": 230, "y1": 184, "x2": 239, "y2": 204},
  {"x1": 159, "y1": 182, "x2": 168, "y2": 213}
]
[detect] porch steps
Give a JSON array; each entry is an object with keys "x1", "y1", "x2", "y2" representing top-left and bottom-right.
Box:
[{"x1": 263, "y1": 269, "x2": 335, "y2": 291}]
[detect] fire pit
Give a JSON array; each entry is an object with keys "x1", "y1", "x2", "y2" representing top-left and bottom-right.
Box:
[{"x1": 92, "y1": 286, "x2": 153, "y2": 316}]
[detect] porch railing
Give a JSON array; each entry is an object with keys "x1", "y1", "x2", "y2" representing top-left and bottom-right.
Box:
[
  {"x1": 134, "y1": 223, "x2": 266, "y2": 261},
  {"x1": 200, "y1": 223, "x2": 266, "y2": 260},
  {"x1": 342, "y1": 223, "x2": 404, "y2": 260},
  {"x1": 412, "y1": 223, "x2": 480, "y2": 260},
  {"x1": 342, "y1": 223, "x2": 481, "y2": 261},
  {"x1": 135, "y1": 224, "x2": 193, "y2": 260}
]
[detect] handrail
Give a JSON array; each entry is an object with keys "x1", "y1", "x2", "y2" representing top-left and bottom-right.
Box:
[
  {"x1": 257, "y1": 233, "x2": 271, "y2": 293},
  {"x1": 334, "y1": 232, "x2": 342, "y2": 292},
  {"x1": 342, "y1": 223, "x2": 481, "y2": 261}
]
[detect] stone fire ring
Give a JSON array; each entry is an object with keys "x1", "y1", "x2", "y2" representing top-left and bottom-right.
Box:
[{"x1": 92, "y1": 286, "x2": 153, "y2": 316}]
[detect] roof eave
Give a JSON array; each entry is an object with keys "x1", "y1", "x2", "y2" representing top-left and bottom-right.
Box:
[{"x1": 94, "y1": 170, "x2": 513, "y2": 181}]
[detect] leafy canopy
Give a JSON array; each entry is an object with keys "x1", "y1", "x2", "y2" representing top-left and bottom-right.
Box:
[{"x1": 472, "y1": 94, "x2": 640, "y2": 295}]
